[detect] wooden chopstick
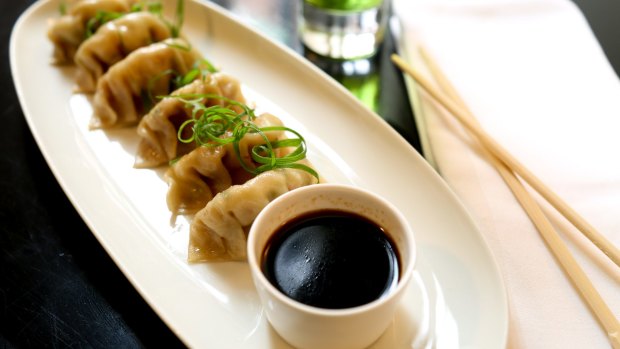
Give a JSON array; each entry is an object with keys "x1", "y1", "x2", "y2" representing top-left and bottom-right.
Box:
[
  {"x1": 391, "y1": 52, "x2": 620, "y2": 348},
  {"x1": 391, "y1": 53, "x2": 620, "y2": 269}
]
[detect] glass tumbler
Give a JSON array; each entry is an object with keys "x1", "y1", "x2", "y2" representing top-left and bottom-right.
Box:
[{"x1": 300, "y1": 0, "x2": 390, "y2": 60}]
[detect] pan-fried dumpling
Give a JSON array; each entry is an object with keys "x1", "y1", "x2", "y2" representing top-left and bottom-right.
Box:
[
  {"x1": 188, "y1": 167, "x2": 318, "y2": 262},
  {"x1": 135, "y1": 73, "x2": 246, "y2": 168},
  {"x1": 91, "y1": 38, "x2": 203, "y2": 128},
  {"x1": 47, "y1": 0, "x2": 136, "y2": 64},
  {"x1": 164, "y1": 113, "x2": 286, "y2": 217},
  {"x1": 165, "y1": 146, "x2": 231, "y2": 218},
  {"x1": 74, "y1": 12, "x2": 172, "y2": 93}
]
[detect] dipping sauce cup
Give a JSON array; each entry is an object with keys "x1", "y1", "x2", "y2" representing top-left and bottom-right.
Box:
[{"x1": 248, "y1": 184, "x2": 416, "y2": 349}]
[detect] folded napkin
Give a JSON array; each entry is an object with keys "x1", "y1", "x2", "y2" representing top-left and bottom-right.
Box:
[{"x1": 393, "y1": 0, "x2": 620, "y2": 347}]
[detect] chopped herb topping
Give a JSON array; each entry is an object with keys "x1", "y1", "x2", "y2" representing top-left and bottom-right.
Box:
[{"x1": 173, "y1": 94, "x2": 318, "y2": 180}]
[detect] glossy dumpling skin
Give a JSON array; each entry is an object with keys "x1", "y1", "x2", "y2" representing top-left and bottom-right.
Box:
[
  {"x1": 91, "y1": 38, "x2": 202, "y2": 128},
  {"x1": 188, "y1": 167, "x2": 318, "y2": 262},
  {"x1": 74, "y1": 12, "x2": 172, "y2": 93},
  {"x1": 47, "y1": 0, "x2": 136, "y2": 64},
  {"x1": 134, "y1": 73, "x2": 246, "y2": 168},
  {"x1": 165, "y1": 146, "x2": 231, "y2": 218},
  {"x1": 164, "y1": 113, "x2": 286, "y2": 217}
]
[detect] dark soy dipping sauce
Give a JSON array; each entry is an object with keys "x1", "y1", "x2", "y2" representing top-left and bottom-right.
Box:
[{"x1": 262, "y1": 210, "x2": 400, "y2": 309}]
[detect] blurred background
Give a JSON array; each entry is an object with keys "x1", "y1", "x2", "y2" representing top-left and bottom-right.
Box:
[{"x1": 1, "y1": 0, "x2": 619, "y2": 347}]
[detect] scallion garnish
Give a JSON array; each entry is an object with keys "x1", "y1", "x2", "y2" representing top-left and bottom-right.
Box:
[
  {"x1": 151, "y1": 0, "x2": 184, "y2": 38},
  {"x1": 85, "y1": 10, "x2": 124, "y2": 38},
  {"x1": 132, "y1": 1, "x2": 163, "y2": 15},
  {"x1": 171, "y1": 0, "x2": 184, "y2": 38},
  {"x1": 162, "y1": 40, "x2": 192, "y2": 51},
  {"x1": 83, "y1": 0, "x2": 182, "y2": 39},
  {"x1": 59, "y1": 1, "x2": 67, "y2": 15},
  {"x1": 145, "y1": 58, "x2": 219, "y2": 105},
  {"x1": 173, "y1": 94, "x2": 319, "y2": 181}
]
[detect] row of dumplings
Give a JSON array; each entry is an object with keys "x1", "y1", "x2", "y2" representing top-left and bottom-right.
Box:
[{"x1": 47, "y1": 0, "x2": 319, "y2": 262}]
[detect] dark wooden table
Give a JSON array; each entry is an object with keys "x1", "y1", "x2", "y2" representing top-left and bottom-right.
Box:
[{"x1": 1, "y1": 0, "x2": 618, "y2": 347}]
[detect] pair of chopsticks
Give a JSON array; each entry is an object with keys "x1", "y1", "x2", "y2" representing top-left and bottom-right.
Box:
[{"x1": 391, "y1": 51, "x2": 620, "y2": 348}]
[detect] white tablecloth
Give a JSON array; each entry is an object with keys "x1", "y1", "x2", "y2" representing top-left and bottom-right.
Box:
[{"x1": 393, "y1": 0, "x2": 620, "y2": 347}]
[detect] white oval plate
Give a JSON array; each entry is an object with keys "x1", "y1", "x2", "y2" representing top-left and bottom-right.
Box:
[{"x1": 10, "y1": 0, "x2": 508, "y2": 348}]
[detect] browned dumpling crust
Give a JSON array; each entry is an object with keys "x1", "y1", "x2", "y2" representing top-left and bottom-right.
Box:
[
  {"x1": 74, "y1": 12, "x2": 173, "y2": 93},
  {"x1": 47, "y1": 0, "x2": 137, "y2": 64},
  {"x1": 164, "y1": 113, "x2": 286, "y2": 217},
  {"x1": 188, "y1": 166, "x2": 318, "y2": 262},
  {"x1": 90, "y1": 38, "x2": 202, "y2": 128}
]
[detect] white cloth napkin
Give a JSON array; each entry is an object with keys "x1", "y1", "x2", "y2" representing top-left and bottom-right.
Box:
[{"x1": 393, "y1": 0, "x2": 620, "y2": 347}]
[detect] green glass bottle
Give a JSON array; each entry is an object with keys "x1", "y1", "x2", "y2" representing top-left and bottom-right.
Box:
[{"x1": 304, "y1": 0, "x2": 383, "y2": 11}]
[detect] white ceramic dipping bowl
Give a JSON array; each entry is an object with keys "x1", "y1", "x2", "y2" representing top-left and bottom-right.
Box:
[{"x1": 247, "y1": 183, "x2": 417, "y2": 349}]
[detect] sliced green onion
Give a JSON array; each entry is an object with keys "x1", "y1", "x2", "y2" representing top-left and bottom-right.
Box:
[
  {"x1": 59, "y1": 1, "x2": 67, "y2": 15},
  {"x1": 145, "y1": 57, "x2": 219, "y2": 105},
  {"x1": 85, "y1": 1, "x2": 174, "y2": 39},
  {"x1": 171, "y1": 94, "x2": 318, "y2": 181},
  {"x1": 146, "y1": 2, "x2": 164, "y2": 15},
  {"x1": 85, "y1": 10, "x2": 124, "y2": 38},
  {"x1": 199, "y1": 58, "x2": 219, "y2": 74},
  {"x1": 163, "y1": 40, "x2": 192, "y2": 51},
  {"x1": 172, "y1": 0, "x2": 184, "y2": 37}
]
